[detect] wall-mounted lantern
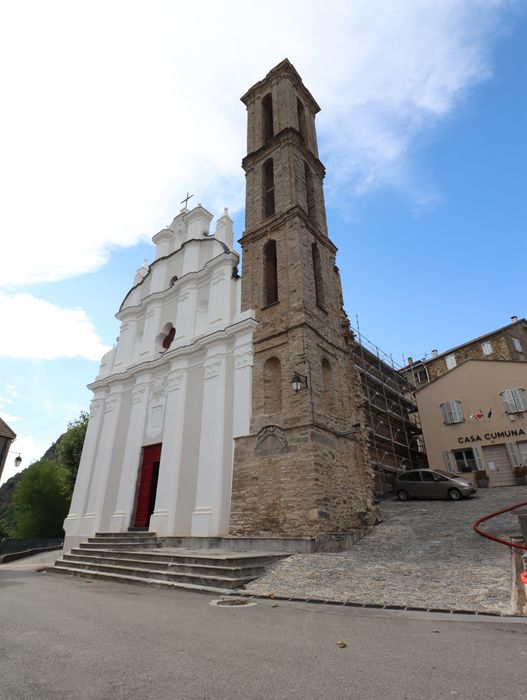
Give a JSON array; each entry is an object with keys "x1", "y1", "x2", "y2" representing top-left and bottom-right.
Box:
[
  {"x1": 14, "y1": 453, "x2": 22, "y2": 467},
  {"x1": 291, "y1": 371, "x2": 308, "y2": 392}
]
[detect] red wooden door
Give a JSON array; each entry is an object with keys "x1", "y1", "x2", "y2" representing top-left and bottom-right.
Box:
[{"x1": 134, "y1": 444, "x2": 162, "y2": 528}]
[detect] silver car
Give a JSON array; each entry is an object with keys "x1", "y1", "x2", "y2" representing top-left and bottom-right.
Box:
[{"x1": 394, "y1": 469, "x2": 477, "y2": 501}]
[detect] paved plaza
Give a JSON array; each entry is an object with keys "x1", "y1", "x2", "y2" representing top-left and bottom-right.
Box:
[
  {"x1": 1, "y1": 563, "x2": 526, "y2": 700},
  {"x1": 246, "y1": 486, "x2": 527, "y2": 614}
]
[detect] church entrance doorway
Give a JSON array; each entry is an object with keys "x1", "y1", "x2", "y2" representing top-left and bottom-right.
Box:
[{"x1": 134, "y1": 443, "x2": 162, "y2": 528}]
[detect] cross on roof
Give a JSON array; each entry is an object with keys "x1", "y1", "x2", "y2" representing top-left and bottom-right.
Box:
[{"x1": 181, "y1": 192, "x2": 194, "y2": 208}]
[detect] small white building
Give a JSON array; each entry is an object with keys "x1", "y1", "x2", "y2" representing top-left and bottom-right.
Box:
[{"x1": 63, "y1": 204, "x2": 256, "y2": 551}]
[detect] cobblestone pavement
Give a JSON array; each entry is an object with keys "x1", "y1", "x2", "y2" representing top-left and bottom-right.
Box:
[{"x1": 246, "y1": 486, "x2": 527, "y2": 614}]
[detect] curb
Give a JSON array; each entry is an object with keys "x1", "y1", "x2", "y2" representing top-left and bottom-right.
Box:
[
  {"x1": 0, "y1": 546, "x2": 63, "y2": 565},
  {"x1": 233, "y1": 590, "x2": 527, "y2": 619}
]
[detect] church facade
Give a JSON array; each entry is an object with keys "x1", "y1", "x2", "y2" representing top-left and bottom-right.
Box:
[
  {"x1": 63, "y1": 206, "x2": 256, "y2": 551},
  {"x1": 64, "y1": 60, "x2": 376, "y2": 552}
]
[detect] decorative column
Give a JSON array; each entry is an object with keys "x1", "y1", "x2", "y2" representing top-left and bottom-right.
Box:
[
  {"x1": 149, "y1": 362, "x2": 188, "y2": 536},
  {"x1": 109, "y1": 377, "x2": 151, "y2": 532},
  {"x1": 191, "y1": 347, "x2": 228, "y2": 536},
  {"x1": 63, "y1": 394, "x2": 105, "y2": 549},
  {"x1": 81, "y1": 386, "x2": 123, "y2": 536}
]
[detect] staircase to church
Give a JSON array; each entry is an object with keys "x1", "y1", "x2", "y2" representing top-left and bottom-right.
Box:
[{"x1": 48, "y1": 532, "x2": 287, "y2": 594}]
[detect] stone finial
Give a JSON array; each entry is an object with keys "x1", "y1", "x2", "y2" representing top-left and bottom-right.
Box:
[
  {"x1": 214, "y1": 207, "x2": 234, "y2": 249},
  {"x1": 133, "y1": 259, "x2": 149, "y2": 285}
]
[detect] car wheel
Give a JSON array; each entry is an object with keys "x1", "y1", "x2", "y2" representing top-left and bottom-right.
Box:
[
  {"x1": 448, "y1": 488, "x2": 462, "y2": 501},
  {"x1": 397, "y1": 489, "x2": 410, "y2": 501}
]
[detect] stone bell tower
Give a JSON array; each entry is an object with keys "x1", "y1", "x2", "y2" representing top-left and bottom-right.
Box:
[{"x1": 229, "y1": 60, "x2": 377, "y2": 538}]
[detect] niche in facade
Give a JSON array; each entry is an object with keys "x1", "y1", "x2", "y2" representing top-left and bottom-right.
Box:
[
  {"x1": 263, "y1": 356, "x2": 282, "y2": 414},
  {"x1": 156, "y1": 322, "x2": 176, "y2": 352}
]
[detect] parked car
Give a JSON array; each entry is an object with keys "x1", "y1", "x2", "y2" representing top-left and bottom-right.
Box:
[{"x1": 394, "y1": 469, "x2": 477, "y2": 501}]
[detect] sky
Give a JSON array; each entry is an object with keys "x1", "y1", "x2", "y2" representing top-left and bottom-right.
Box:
[{"x1": 1, "y1": 1, "x2": 526, "y2": 484}]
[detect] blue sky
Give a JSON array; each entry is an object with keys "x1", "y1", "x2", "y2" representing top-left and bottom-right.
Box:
[{"x1": 1, "y1": 1, "x2": 526, "y2": 483}]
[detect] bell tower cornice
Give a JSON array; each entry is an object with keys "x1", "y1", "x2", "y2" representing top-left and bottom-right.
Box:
[
  {"x1": 241, "y1": 126, "x2": 325, "y2": 178},
  {"x1": 241, "y1": 58, "x2": 320, "y2": 115}
]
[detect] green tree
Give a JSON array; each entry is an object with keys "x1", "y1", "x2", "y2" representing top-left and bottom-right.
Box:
[
  {"x1": 56, "y1": 411, "x2": 88, "y2": 488},
  {"x1": 11, "y1": 459, "x2": 71, "y2": 538}
]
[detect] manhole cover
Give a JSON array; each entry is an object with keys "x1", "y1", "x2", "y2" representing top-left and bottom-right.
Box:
[{"x1": 210, "y1": 598, "x2": 257, "y2": 608}]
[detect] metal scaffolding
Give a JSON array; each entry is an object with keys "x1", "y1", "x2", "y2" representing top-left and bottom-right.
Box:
[{"x1": 352, "y1": 320, "x2": 427, "y2": 497}]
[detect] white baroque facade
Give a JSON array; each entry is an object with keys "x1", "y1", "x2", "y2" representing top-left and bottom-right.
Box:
[{"x1": 63, "y1": 204, "x2": 256, "y2": 551}]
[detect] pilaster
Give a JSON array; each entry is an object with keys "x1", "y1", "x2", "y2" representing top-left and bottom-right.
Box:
[
  {"x1": 109, "y1": 376, "x2": 151, "y2": 532},
  {"x1": 149, "y1": 362, "x2": 188, "y2": 535},
  {"x1": 191, "y1": 346, "x2": 229, "y2": 535},
  {"x1": 81, "y1": 385, "x2": 124, "y2": 535},
  {"x1": 63, "y1": 394, "x2": 105, "y2": 547}
]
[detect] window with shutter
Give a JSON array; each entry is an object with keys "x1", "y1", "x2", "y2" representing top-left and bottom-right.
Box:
[
  {"x1": 501, "y1": 388, "x2": 527, "y2": 413},
  {"x1": 443, "y1": 450, "x2": 456, "y2": 473},
  {"x1": 512, "y1": 388, "x2": 527, "y2": 412},
  {"x1": 512, "y1": 337, "x2": 523, "y2": 352},
  {"x1": 481, "y1": 341, "x2": 492, "y2": 355},
  {"x1": 505, "y1": 443, "x2": 521, "y2": 468},
  {"x1": 445, "y1": 354, "x2": 457, "y2": 370},
  {"x1": 440, "y1": 400, "x2": 464, "y2": 424},
  {"x1": 472, "y1": 446, "x2": 484, "y2": 470}
]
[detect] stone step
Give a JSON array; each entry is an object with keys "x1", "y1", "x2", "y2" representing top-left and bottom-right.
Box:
[
  {"x1": 79, "y1": 541, "x2": 160, "y2": 550},
  {"x1": 87, "y1": 537, "x2": 159, "y2": 545},
  {"x1": 47, "y1": 566, "x2": 237, "y2": 595},
  {"x1": 70, "y1": 547, "x2": 284, "y2": 568},
  {"x1": 92, "y1": 532, "x2": 157, "y2": 542},
  {"x1": 52, "y1": 561, "x2": 254, "y2": 589},
  {"x1": 61, "y1": 553, "x2": 267, "y2": 579},
  {"x1": 96, "y1": 531, "x2": 157, "y2": 538}
]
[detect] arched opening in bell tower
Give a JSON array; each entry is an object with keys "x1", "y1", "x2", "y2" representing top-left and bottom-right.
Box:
[
  {"x1": 262, "y1": 93, "x2": 274, "y2": 144},
  {"x1": 263, "y1": 239, "x2": 278, "y2": 306},
  {"x1": 262, "y1": 158, "x2": 275, "y2": 218}
]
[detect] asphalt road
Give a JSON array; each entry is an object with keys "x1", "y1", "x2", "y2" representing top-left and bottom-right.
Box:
[{"x1": 1, "y1": 556, "x2": 526, "y2": 700}]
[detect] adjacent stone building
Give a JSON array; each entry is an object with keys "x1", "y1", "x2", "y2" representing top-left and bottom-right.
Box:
[
  {"x1": 402, "y1": 316, "x2": 527, "y2": 387},
  {"x1": 401, "y1": 317, "x2": 527, "y2": 487},
  {"x1": 415, "y1": 360, "x2": 527, "y2": 487},
  {"x1": 229, "y1": 60, "x2": 377, "y2": 537}
]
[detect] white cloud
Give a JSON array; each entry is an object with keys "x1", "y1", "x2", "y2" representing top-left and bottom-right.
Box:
[
  {"x1": 0, "y1": 0, "x2": 518, "y2": 288},
  {"x1": 0, "y1": 292, "x2": 110, "y2": 360},
  {"x1": 0, "y1": 384, "x2": 20, "y2": 423}
]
